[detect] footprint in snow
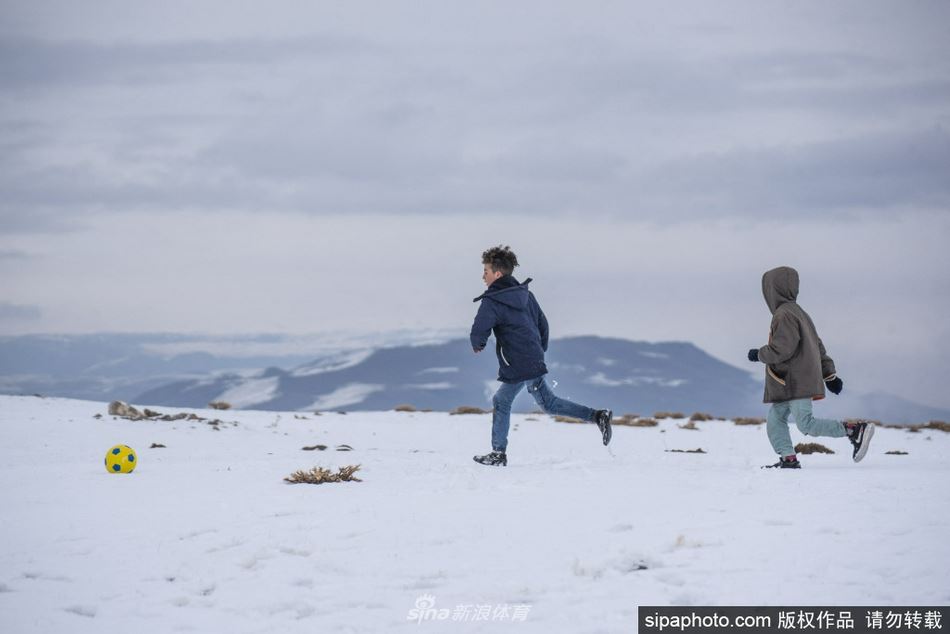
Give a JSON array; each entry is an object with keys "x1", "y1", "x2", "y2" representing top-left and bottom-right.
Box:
[{"x1": 64, "y1": 605, "x2": 96, "y2": 618}]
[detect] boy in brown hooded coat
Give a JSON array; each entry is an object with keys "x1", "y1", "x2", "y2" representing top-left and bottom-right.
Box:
[{"x1": 748, "y1": 266, "x2": 874, "y2": 468}]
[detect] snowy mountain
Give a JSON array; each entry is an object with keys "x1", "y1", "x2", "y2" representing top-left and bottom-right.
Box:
[
  {"x1": 1, "y1": 394, "x2": 947, "y2": 633},
  {"x1": 134, "y1": 337, "x2": 950, "y2": 423},
  {"x1": 3, "y1": 334, "x2": 948, "y2": 423},
  {"x1": 0, "y1": 331, "x2": 452, "y2": 403},
  {"x1": 133, "y1": 337, "x2": 764, "y2": 417}
]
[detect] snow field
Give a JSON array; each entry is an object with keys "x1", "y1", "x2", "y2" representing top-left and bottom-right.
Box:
[{"x1": 1, "y1": 395, "x2": 947, "y2": 633}]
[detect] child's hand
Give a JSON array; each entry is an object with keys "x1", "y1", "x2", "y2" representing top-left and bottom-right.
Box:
[
  {"x1": 473, "y1": 346, "x2": 484, "y2": 354},
  {"x1": 747, "y1": 348, "x2": 759, "y2": 362},
  {"x1": 825, "y1": 376, "x2": 843, "y2": 395}
]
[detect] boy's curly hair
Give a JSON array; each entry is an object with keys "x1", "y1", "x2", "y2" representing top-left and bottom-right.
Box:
[{"x1": 482, "y1": 245, "x2": 519, "y2": 276}]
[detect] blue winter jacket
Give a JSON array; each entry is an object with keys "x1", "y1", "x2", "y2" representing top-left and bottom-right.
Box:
[{"x1": 470, "y1": 275, "x2": 549, "y2": 383}]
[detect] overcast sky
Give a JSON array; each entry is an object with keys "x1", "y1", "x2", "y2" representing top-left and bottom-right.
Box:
[{"x1": 1, "y1": 1, "x2": 949, "y2": 408}]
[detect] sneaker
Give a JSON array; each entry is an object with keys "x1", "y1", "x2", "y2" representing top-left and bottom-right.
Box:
[
  {"x1": 846, "y1": 420, "x2": 875, "y2": 463},
  {"x1": 595, "y1": 409, "x2": 612, "y2": 446},
  {"x1": 763, "y1": 456, "x2": 801, "y2": 469},
  {"x1": 473, "y1": 451, "x2": 507, "y2": 467}
]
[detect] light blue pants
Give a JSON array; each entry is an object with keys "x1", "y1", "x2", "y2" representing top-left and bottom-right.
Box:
[
  {"x1": 767, "y1": 398, "x2": 847, "y2": 457},
  {"x1": 491, "y1": 376, "x2": 595, "y2": 452}
]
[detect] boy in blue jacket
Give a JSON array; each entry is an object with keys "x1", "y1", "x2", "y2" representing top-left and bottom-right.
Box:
[{"x1": 470, "y1": 245, "x2": 612, "y2": 466}]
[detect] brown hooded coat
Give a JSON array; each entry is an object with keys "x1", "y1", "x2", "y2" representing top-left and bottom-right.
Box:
[{"x1": 757, "y1": 266, "x2": 837, "y2": 404}]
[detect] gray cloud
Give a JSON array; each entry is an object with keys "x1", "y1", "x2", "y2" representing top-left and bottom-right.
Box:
[
  {"x1": 2, "y1": 122, "x2": 946, "y2": 227},
  {"x1": 0, "y1": 302, "x2": 42, "y2": 322},
  {"x1": 0, "y1": 35, "x2": 377, "y2": 90},
  {"x1": 0, "y1": 249, "x2": 31, "y2": 260},
  {"x1": 1, "y1": 4, "x2": 948, "y2": 234},
  {"x1": 639, "y1": 128, "x2": 950, "y2": 215}
]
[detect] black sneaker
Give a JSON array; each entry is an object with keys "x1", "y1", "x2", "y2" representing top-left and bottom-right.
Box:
[
  {"x1": 473, "y1": 451, "x2": 507, "y2": 467},
  {"x1": 763, "y1": 456, "x2": 801, "y2": 469},
  {"x1": 595, "y1": 409, "x2": 612, "y2": 446},
  {"x1": 846, "y1": 421, "x2": 875, "y2": 463}
]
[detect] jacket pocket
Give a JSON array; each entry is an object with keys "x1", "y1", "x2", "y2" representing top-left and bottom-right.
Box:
[
  {"x1": 767, "y1": 367, "x2": 787, "y2": 386},
  {"x1": 499, "y1": 345, "x2": 511, "y2": 367}
]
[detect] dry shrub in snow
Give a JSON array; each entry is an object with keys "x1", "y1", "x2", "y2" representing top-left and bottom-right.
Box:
[
  {"x1": 734, "y1": 417, "x2": 766, "y2": 426},
  {"x1": 613, "y1": 415, "x2": 658, "y2": 427},
  {"x1": 795, "y1": 442, "x2": 835, "y2": 454},
  {"x1": 689, "y1": 412, "x2": 716, "y2": 421},
  {"x1": 678, "y1": 421, "x2": 700, "y2": 431},
  {"x1": 108, "y1": 401, "x2": 143, "y2": 418},
  {"x1": 848, "y1": 419, "x2": 948, "y2": 434},
  {"x1": 451, "y1": 406, "x2": 490, "y2": 415},
  {"x1": 654, "y1": 411, "x2": 685, "y2": 420},
  {"x1": 107, "y1": 401, "x2": 233, "y2": 429},
  {"x1": 208, "y1": 401, "x2": 232, "y2": 410},
  {"x1": 284, "y1": 465, "x2": 362, "y2": 485},
  {"x1": 553, "y1": 415, "x2": 584, "y2": 424},
  {"x1": 393, "y1": 404, "x2": 416, "y2": 412}
]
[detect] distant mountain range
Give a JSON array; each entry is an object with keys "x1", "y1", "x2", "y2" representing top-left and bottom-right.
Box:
[
  {"x1": 134, "y1": 336, "x2": 762, "y2": 416},
  {"x1": 1, "y1": 333, "x2": 948, "y2": 423}
]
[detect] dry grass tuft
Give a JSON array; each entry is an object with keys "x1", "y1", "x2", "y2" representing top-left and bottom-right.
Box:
[
  {"x1": 553, "y1": 415, "x2": 585, "y2": 424},
  {"x1": 852, "y1": 419, "x2": 949, "y2": 433},
  {"x1": 208, "y1": 401, "x2": 232, "y2": 410},
  {"x1": 734, "y1": 417, "x2": 766, "y2": 426},
  {"x1": 678, "y1": 420, "x2": 700, "y2": 431},
  {"x1": 393, "y1": 404, "x2": 417, "y2": 412},
  {"x1": 654, "y1": 411, "x2": 685, "y2": 420},
  {"x1": 106, "y1": 401, "x2": 235, "y2": 429},
  {"x1": 689, "y1": 412, "x2": 716, "y2": 422},
  {"x1": 885, "y1": 450, "x2": 909, "y2": 455},
  {"x1": 613, "y1": 415, "x2": 658, "y2": 427},
  {"x1": 796, "y1": 442, "x2": 835, "y2": 455},
  {"x1": 284, "y1": 465, "x2": 362, "y2": 484},
  {"x1": 451, "y1": 406, "x2": 490, "y2": 415},
  {"x1": 665, "y1": 448, "x2": 706, "y2": 454}
]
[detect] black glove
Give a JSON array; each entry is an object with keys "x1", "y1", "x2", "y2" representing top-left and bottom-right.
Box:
[
  {"x1": 747, "y1": 348, "x2": 759, "y2": 362},
  {"x1": 825, "y1": 376, "x2": 843, "y2": 395}
]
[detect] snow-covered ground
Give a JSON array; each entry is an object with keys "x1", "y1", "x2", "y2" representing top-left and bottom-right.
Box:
[{"x1": 1, "y1": 395, "x2": 947, "y2": 633}]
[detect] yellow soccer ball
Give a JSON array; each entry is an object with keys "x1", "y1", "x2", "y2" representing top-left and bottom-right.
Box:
[{"x1": 105, "y1": 445, "x2": 137, "y2": 474}]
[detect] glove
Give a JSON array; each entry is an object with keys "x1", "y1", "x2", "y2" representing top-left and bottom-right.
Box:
[
  {"x1": 747, "y1": 348, "x2": 759, "y2": 362},
  {"x1": 825, "y1": 376, "x2": 843, "y2": 395}
]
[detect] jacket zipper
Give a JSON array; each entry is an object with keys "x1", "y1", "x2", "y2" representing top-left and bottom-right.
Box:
[{"x1": 499, "y1": 346, "x2": 511, "y2": 366}]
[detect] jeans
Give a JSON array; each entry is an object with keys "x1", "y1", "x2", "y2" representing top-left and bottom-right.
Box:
[
  {"x1": 766, "y1": 398, "x2": 847, "y2": 457},
  {"x1": 490, "y1": 376, "x2": 596, "y2": 452}
]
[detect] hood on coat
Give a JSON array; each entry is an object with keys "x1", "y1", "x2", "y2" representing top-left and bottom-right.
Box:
[
  {"x1": 762, "y1": 266, "x2": 800, "y2": 314},
  {"x1": 473, "y1": 276, "x2": 533, "y2": 310}
]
